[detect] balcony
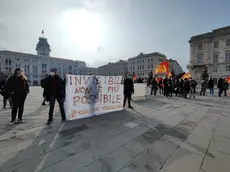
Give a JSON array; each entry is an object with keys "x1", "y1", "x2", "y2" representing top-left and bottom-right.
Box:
[{"x1": 187, "y1": 61, "x2": 208, "y2": 69}]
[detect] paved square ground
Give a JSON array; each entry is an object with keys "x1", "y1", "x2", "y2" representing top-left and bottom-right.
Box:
[{"x1": 0, "y1": 87, "x2": 230, "y2": 172}]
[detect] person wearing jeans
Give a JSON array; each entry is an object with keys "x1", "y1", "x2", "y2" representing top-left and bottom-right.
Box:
[
  {"x1": 44, "y1": 68, "x2": 66, "y2": 125},
  {"x1": 5, "y1": 68, "x2": 29, "y2": 125},
  {"x1": 208, "y1": 77, "x2": 214, "y2": 96}
]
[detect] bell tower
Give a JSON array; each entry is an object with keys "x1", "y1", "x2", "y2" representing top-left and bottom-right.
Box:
[{"x1": 36, "y1": 30, "x2": 51, "y2": 56}]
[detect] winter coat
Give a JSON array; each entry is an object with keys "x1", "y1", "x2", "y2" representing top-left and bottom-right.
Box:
[
  {"x1": 44, "y1": 75, "x2": 65, "y2": 100},
  {"x1": 5, "y1": 75, "x2": 29, "y2": 96},
  {"x1": 124, "y1": 78, "x2": 134, "y2": 94},
  {"x1": 208, "y1": 79, "x2": 214, "y2": 88},
  {"x1": 201, "y1": 80, "x2": 208, "y2": 89},
  {"x1": 223, "y1": 80, "x2": 229, "y2": 90},
  {"x1": 217, "y1": 78, "x2": 224, "y2": 89},
  {"x1": 151, "y1": 79, "x2": 158, "y2": 89}
]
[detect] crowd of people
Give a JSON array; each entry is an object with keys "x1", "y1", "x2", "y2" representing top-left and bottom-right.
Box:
[
  {"x1": 148, "y1": 76, "x2": 229, "y2": 98},
  {"x1": 149, "y1": 76, "x2": 197, "y2": 98}
]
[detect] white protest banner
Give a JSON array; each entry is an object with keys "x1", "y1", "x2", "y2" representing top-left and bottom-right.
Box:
[{"x1": 65, "y1": 75, "x2": 124, "y2": 120}]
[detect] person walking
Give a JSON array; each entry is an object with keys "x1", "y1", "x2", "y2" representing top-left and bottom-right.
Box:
[
  {"x1": 217, "y1": 78, "x2": 224, "y2": 97},
  {"x1": 200, "y1": 79, "x2": 208, "y2": 96},
  {"x1": 192, "y1": 79, "x2": 197, "y2": 94},
  {"x1": 208, "y1": 77, "x2": 214, "y2": 96},
  {"x1": 0, "y1": 77, "x2": 12, "y2": 108},
  {"x1": 123, "y1": 74, "x2": 134, "y2": 108},
  {"x1": 44, "y1": 68, "x2": 66, "y2": 125},
  {"x1": 5, "y1": 68, "x2": 29, "y2": 125},
  {"x1": 41, "y1": 74, "x2": 49, "y2": 105},
  {"x1": 223, "y1": 79, "x2": 229, "y2": 97},
  {"x1": 150, "y1": 77, "x2": 158, "y2": 96}
]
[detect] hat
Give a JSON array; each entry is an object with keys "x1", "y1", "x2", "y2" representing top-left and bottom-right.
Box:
[{"x1": 50, "y1": 68, "x2": 57, "y2": 73}]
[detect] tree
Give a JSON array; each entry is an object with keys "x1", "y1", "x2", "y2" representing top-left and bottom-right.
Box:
[
  {"x1": 147, "y1": 70, "x2": 153, "y2": 85},
  {"x1": 201, "y1": 66, "x2": 209, "y2": 80}
]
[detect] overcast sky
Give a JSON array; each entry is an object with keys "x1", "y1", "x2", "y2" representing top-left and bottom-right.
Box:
[{"x1": 0, "y1": 0, "x2": 229, "y2": 70}]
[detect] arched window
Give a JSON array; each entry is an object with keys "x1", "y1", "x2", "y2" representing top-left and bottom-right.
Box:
[
  {"x1": 197, "y1": 55, "x2": 203, "y2": 63},
  {"x1": 5, "y1": 59, "x2": 8, "y2": 65}
]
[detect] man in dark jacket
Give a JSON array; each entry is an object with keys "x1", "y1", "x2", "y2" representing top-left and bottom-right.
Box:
[
  {"x1": 5, "y1": 68, "x2": 29, "y2": 125},
  {"x1": 208, "y1": 77, "x2": 214, "y2": 96},
  {"x1": 44, "y1": 68, "x2": 66, "y2": 125},
  {"x1": 123, "y1": 74, "x2": 134, "y2": 108},
  {"x1": 217, "y1": 77, "x2": 224, "y2": 97},
  {"x1": 151, "y1": 77, "x2": 158, "y2": 96}
]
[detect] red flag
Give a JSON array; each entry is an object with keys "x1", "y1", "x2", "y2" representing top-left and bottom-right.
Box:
[
  {"x1": 154, "y1": 61, "x2": 169, "y2": 75},
  {"x1": 181, "y1": 72, "x2": 192, "y2": 79}
]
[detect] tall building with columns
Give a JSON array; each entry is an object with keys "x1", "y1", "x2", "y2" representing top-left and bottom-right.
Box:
[
  {"x1": 0, "y1": 35, "x2": 97, "y2": 85},
  {"x1": 187, "y1": 26, "x2": 230, "y2": 84}
]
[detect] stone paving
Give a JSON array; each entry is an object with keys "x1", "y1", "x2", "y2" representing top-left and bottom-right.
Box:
[{"x1": 0, "y1": 87, "x2": 230, "y2": 172}]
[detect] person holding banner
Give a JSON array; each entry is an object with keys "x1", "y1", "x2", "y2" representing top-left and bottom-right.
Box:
[
  {"x1": 123, "y1": 74, "x2": 134, "y2": 108},
  {"x1": 44, "y1": 68, "x2": 66, "y2": 125}
]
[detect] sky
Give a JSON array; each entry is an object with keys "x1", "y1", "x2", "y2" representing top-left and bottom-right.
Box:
[{"x1": 0, "y1": 0, "x2": 230, "y2": 70}]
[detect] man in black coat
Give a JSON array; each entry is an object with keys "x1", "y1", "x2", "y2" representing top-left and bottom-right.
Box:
[
  {"x1": 123, "y1": 74, "x2": 134, "y2": 108},
  {"x1": 44, "y1": 68, "x2": 66, "y2": 125},
  {"x1": 5, "y1": 68, "x2": 29, "y2": 125}
]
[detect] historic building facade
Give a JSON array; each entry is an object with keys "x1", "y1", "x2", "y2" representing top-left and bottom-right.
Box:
[
  {"x1": 128, "y1": 52, "x2": 167, "y2": 78},
  {"x1": 0, "y1": 36, "x2": 97, "y2": 85},
  {"x1": 97, "y1": 52, "x2": 183, "y2": 78},
  {"x1": 98, "y1": 60, "x2": 128, "y2": 76},
  {"x1": 187, "y1": 26, "x2": 230, "y2": 84}
]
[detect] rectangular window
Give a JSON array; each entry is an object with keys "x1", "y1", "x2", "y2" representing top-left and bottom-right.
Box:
[
  {"x1": 226, "y1": 65, "x2": 230, "y2": 71},
  {"x1": 213, "y1": 54, "x2": 218, "y2": 63},
  {"x1": 226, "y1": 52, "x2": 230, "y2": 62},
  {"x1": 151, "y1": 64, "x2": 153, "y2": 68},
  {"x1": 151, "y1": 58, "x2": 153, "y2": 62},
  {"x1": 198, "y1": 44, "x2": 202, "y2": 50},
  {"x1": 148, "y1": 59, "x2": 150, "y2": 62},
  {"x1": 197, "y1": 55, "x2": 203, "y2": 63},
  {"x1": 226, "y1": 39, "x2": 230, "y2": 46},
  {"x1": 213, "y1": 41, "x2": 219, "y2": 48}
]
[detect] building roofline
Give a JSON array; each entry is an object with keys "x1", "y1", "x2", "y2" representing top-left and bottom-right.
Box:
[
  {"x1": 0, "y1": 50, "x2": 85, "y2": 63},
  {"x1": 98, "y1": 60, "x2": 128, "y2": 68},
  {"x1": 189, "y1": 25, "x2": 230, "y2": 43},
  {"x1": 128, "y1": 52, "x2": 167, "y2": 60}
]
